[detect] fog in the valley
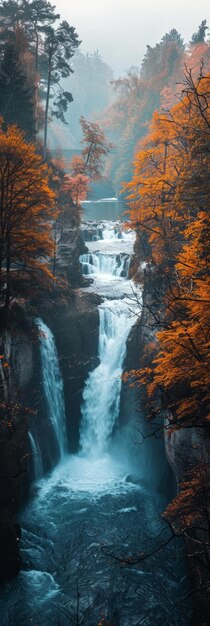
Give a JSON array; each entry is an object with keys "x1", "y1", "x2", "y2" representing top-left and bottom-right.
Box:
[
  {"x1": 49, "y1": 1, "x2": 210, "y2": 158},
  {"x1": 56, "y1": 0, "x2": 210, "y2": 75}
]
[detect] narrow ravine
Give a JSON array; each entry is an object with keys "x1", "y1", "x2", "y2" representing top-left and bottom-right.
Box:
[{"x1": 0, "y1": 219, "x2": 190, "y2": 626}]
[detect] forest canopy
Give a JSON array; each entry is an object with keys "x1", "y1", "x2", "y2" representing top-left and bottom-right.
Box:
[{"x1": 124, "y1": 65, "x2": 210, "y2": 429}]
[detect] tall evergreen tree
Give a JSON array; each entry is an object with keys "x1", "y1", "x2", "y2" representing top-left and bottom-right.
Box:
[
  {"x1": 191, "y1": 19, "x2": 208, "y2": 44},
  {"x1": 0, "y1": 0, "x2": 24, "y2": 53},
  {"x1": 0, "y1": 1, "x2": 81, "y2": 153},
  {"x1": 0, "y1": 43, "x2": 35, "y2": 140},
  {"x1": 43, "y1": 20, "x2": 80, "y2": 157},
  {"x1": 141, "y1": 29, "x2": 184, "y2": 80}
]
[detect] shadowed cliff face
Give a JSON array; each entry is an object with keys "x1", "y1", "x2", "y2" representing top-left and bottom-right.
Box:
[
  {"x1": 0, "y1": 220, "x2": 99, "y2": 496},
  {"x1": 0, "y1": 310, "x2": 35, "y2": 511},
  {"x1": 38, "y1": 291, "x2": 101, "y2": 453},
  {"x1": 119, "y1": 293, "x2": 174, "y2": 496},
  {"x1": 0, "y1": 221, "x2": 92, "y2": 582},
  {"x1": 124, "y1": 254, "x2": 210, "y2": 622},
  {"x1": 0, "y1": 311, "x2": 34, "y2": 582},
  {"x1": 55, "y1": 224, "x2": 88, "y2": 287}
]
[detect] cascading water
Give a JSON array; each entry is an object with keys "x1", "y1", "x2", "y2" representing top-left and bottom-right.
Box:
[
  {"x1": 80, "y1": 252, "x2": 130, "y2": 277},
  {"x1": 80, "y1": 299, "x2": 137, "y2": 455},
  {"x1": 36, "y1": 319, "x2": 67, "y2": 460},
  {"x1": 29, "y1": 431, "x2": 43, "y2": 480},
  {"x1": 0, "y1": 219, "x2": 190, "y2": 626},
  {"x1": 79, "y1": 221, "x2": 139, "y2": 456}
]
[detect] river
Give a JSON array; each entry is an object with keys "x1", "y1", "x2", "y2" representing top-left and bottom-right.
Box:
[{"x1": 0, "y1": 218, "x2": 191, "y2": 625}]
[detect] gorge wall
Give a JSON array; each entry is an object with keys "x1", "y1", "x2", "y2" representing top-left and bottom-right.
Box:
[{"x1": 0, "y1": 216, "x2": 202, "y2": 606}]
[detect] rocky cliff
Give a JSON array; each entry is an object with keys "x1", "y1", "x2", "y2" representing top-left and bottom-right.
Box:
[
  {"x1": 0, "y1": 219, "x2": 101, "y2": 581},
  {"x1": 124, "y1": 251, "x2": 210, "y2": 623}
]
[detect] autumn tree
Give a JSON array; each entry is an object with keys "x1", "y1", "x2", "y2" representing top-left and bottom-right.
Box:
[
  {"x1": 102, "y1": 29, "x2": 186, "y2": 192},
  {"x1": 124, "y1": 66, "x2": 210, "y2": 429},
  {"x1": 102, "y1": 27, "x2": 210, "y2": 196},
  {"x1": 70, "y1": 116, "x2": 111, "y2": 182},
  {"x1": 0, "y1": 122, "x2": 56, "y2": 308}
]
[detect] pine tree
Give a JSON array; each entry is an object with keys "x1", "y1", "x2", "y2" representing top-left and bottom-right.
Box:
[
  {"x1": 0, "y1": 42, "x2": 35, "y2": 140},
  {"x1": 43, "y1": 20, "x2": 80, "y2": 157},
  {"x1": 191, "y1": 19, "x2": 208, "y2": 44}
]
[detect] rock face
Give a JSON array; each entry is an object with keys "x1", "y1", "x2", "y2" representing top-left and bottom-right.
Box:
[
  {"x1": 124, "y1": 256, "x2": 210, "y2": 622},
  {"x1": 164, "y1": 422, "x2": 210, "y2": 483},
  {"x1": 119, "y1": 274, "x2": 174, "y2": 495},
  {"x1": 0, "y1": 515, "x2": 22, "y2": 583},
  {"x1": 56, "y1": 224, "x2": 87, "y2": 287},
  {"x1": 0, "y1": 220, "x2": 98, "y2": 581},
  {"x1": 0, "y1": 219, "x2": 100, "y2": 481},
  {"x1": 0, "y1": 307, "x2": 35, "y2": 506},
  {"x1": 0, "y1": 307, "x2": 34, "y2": 582},
  {"x1": 38, "y1": 290, "x2": 101, "y2": 452}
]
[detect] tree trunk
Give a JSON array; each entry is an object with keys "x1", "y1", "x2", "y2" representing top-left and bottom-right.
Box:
[
  {"x1": 34, "y1": 26, "x2": 39, "y2": 136},
  {"x1": 53, "y1": 239, "x2": 56, "y2": 280},
  {"x1": 43, "y1": 55, "x2": 52, "y2": 160},
  {"x1": 5, "y1": 239, "x2": 11, "y2": 309}
]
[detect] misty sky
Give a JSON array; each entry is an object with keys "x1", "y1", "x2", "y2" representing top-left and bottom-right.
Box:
[{"x1": 56, "y1": 0, "x2": 210, "y2": 76}]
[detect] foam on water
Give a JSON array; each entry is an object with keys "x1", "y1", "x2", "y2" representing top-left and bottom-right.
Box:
[{"x1": 36, "y1": 453, "x2": 138, "y2": 501}]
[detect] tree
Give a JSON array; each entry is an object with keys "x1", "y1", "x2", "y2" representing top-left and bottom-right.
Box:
[
  {"x1": 124, "y1": 66, "x2": 210, "y2": 428},
  {"x1": 0, "y1": 42, "x2": 35, "y2": 140},
  {"x1": 0, "y1": 0, "x2": 25, "y2": 51},
  {"x1": 21, "y1": 0, "x2": 59, "y2": 71},
  {"x1": 0, "y1": 122, "x2": 56, "y2": 308},
  {"x1": 141, "y1": 29, "x2": 184, "y2": 80},
  {"x1": 43, "y1": 20, "x2": 80, "y2": 158},
  {"x1": 21, "y1": 0, "x2": 60, "y2": 132},
  {"x1": 70, "y1": 116, "x2": 111, "y2": 182},
  {"x1": 191, "y1": 19, "x2": 208, "y2": 44},
  {"x1": 62, "y1": 173, "x2": 90, "y2": 206},
  {"x1": 102, "y1": 30, "x2": 186, "y2": 193},
  {"x1": 0, "y1": 1, "x2": 81, "y2": 153}
]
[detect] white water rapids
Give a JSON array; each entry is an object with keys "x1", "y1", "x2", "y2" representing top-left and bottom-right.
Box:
[{"x1": 79, "y1": 221, "x2": 140, "y2": 456}]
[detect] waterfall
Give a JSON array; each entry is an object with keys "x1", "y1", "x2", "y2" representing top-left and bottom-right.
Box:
[
  {"x1": 36, "y1": 319, "x2": 67, "y2": 460},
  {"x1": 80, "y1": 252, "x2": 130, "y2": 278},
  {"x1": 80, "y1": 299, "x2": 136, "y2": 456},
  {"x1": 29, "y1": 431, "x2": 43, "y2": 480}
]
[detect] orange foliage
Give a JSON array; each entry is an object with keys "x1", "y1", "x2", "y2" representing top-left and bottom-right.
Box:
[
  {"x1": 125, "y1": 67, "x2": 210, "y2": 427},
  {"x1": 63, "y1": 172, "x2": 90, "y2": 205},
  {"x1": 163, "y1": 463, "x2": 210, "y2": 532},
  {"x1": 102, "y1": 35, "x2": 210, "y2": 191},
  {"x1": 68, "y1": 117, "x2": 111, "y2": 206},
  {"x1": 0, "y1": 123, "x2": 56, "y2": 306}
]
